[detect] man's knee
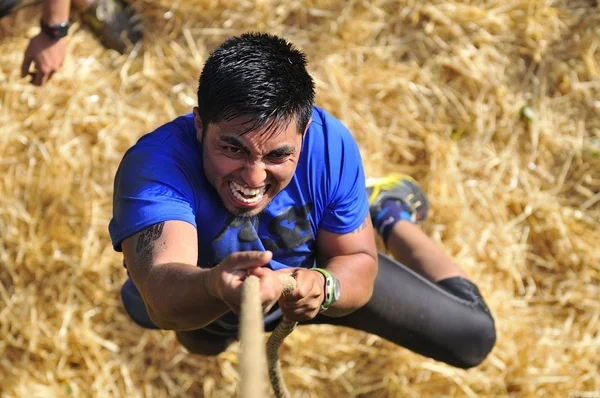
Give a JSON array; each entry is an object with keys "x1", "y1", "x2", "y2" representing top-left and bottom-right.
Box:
[
  {"x1": 452, "y1": 314, "x2": 496, "y2": 369},
  {"x1": 175, "y1": 331, "x2": 233, "y2": 357},
  {"x1": 436, "y1": 277, "x2": 497, "y2": 368}
]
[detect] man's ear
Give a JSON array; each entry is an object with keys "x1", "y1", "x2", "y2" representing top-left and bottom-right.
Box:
[
  {"x1": 193, "y1": 107, "x2": 204, "y2": 143},
  {"x1": 302, "y1": 117, "x2": 312, "y2": 135}
]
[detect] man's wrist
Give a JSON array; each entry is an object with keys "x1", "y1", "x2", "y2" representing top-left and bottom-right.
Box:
[
  {"x1": 202, "y1": 269, "x2": 219, "y2": 300},
  {"x1": 312, "y1": 269, "x2": 326, "y2": 304},
  {"x1": 310, "y1": 268, "x2": 341, "y2": 312}
]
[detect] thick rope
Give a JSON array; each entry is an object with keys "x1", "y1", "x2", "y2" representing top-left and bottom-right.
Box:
[
  {"x1": 239, "y1": 274, "x2": 297, "y2": 398},
  {"x1": 266, "y1": 277, "x2": 297, "y2": 398},
  {"x1": 266, "y1": 317, "x2": 297, "y2": 398}
]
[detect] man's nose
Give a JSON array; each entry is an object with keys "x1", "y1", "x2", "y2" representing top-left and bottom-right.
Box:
[{"x1": 241, "y1": 161, "x2": 267, "y2": 187}]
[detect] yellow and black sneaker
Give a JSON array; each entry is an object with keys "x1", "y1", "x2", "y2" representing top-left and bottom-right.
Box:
[
  {"x1": 366, "y1": 174, "x2": 429, "y2": 224},
  {"x1": 78, "y1": 0, "x2": 142, "y2": 54}
]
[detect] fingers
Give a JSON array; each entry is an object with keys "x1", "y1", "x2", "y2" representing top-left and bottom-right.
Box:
[
  {"x1": 249, "y1": 266, "x2": 271, "y2": 278},
  {"x1": 279, "y1": 298, "x2": 320, "y2": 321},
  {"x1": 20, "y1": 55, "x2": 32, "y2": 78},
  {"x1": 277, "y1": 269, "x2": 324, "y2": 321},
  {"x1": 219, "y1": 254, "x2": 323, "y2": 319},
  {"x1": 21, "y1": 34, "x2": 67, "y2": 86},
  {"x1": 251, "y1": 267, "x2": 283, "y2": 314},
  {"x1": 226, "y1": 268, "x2": 281, "y2": 315},
  {"x1": 40, "y1": 70, "x2": 53, "y2": 86},
  {"x1": 273, "y1": 269, "x2": 297, "y2": 294},
  {"x1": 215, "y1": 251, "x2": 274, "y2": 313},
  {"x1": 223, "y1": 250, "x2": 273, "y2": 271},
  {"x1": 22, "y1": 60, "x2": 54, "y2": 87},
  {"x1": 279, "y1": 269, "x2": 320, "y2": 301},
  {"x1": 32, "y1": 70, "x2": 45, "y2": 86},
  {"x1": 31, "y1": 64, "x2": 55, "y2": 86}
]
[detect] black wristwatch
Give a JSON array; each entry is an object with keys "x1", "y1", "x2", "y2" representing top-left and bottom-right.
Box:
[
  {"x1": 311, "y1": 268, "x2": 341, "y2": 312},
  {"x1": 40, "y1": 19, "x2": 71, "y2": 40}
]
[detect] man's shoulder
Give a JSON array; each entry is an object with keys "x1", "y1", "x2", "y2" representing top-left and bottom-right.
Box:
[
  {"x1": 309, "y1": 106, "x2": 355, "y2": 141},
  {"x1": 135, "y1": 114, "x2": 195, "y2": 147},
  {"x1": 122, "y1": 114, "x2": 198, "y2": 162},
  {"x1": 305, "y1": 107, "x2": 357, "y2": 160},
  {"x1": 295, "y1": 106, "x2": 361, "y2": 191},
  {"x1": 310, "y1": 106, "x2": 341, "y2": 129},
  {"x1": 116, "y1": 114, "x2": 201, "y2": 187}
]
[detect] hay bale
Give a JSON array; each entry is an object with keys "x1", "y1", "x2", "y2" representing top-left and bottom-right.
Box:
[{"x1": 0, "y1": 0, "x2": 598, "y2": 396}]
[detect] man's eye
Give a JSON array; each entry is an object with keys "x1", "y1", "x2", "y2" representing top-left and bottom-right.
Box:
[
  {"x1": 268, "y1": 152, "x2": 291, "y2": 160},
  {"x1": 223, "y1": 146, "x2": 242, "y2": 155}
]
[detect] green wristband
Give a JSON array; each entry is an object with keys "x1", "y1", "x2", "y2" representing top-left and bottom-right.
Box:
[{"x1": 310, "y1": 268, "x2": 339, "y2": 311}]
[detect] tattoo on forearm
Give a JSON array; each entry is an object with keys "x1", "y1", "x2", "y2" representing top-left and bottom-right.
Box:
[
  {"x1": 352, "y1": 219, "x2": 368, "y2": 234},
  {"x1": 135, "y1": 222, "x2": 165, "y2": 254}
]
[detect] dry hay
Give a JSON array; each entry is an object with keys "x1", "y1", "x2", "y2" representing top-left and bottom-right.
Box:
[{"x1": 1, "y1": 0, "x2": 599, "y2": 397}]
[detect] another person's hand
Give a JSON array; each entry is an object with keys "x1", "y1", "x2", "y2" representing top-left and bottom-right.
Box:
[
  {"x1": 20, "y1": 33, "x2": 67, "y2": 86},
  {"x1": 276, "y1": 268, "x2": 325, "y2": 322},
  {"x1": 206, "y1": 250, "x2": 283, "y2": 315}
]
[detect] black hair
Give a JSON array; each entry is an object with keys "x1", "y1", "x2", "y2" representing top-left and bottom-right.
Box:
[{"x1": 197, "y1": 32, "x2": 315, "y2": 135}]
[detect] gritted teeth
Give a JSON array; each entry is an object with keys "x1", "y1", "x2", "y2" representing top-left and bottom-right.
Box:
[{"x1": 229, "y1": 181, "x2": 268, "y2": 204}]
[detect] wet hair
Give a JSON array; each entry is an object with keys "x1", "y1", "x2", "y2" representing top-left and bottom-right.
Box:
[{"x1": 197, "y1": 32, "x2": 315, "y2": 135}]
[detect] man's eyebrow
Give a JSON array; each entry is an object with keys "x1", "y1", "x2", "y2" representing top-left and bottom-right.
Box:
[
  {"x1": 219, "y1": 136, "x2": 247, "y2": 149},
  {"x1": 219, "y1": 136, "x2": 296, "y2": 156},
  {"x1": 268, "y1": 145, "x2": 296, "y2": 156}
]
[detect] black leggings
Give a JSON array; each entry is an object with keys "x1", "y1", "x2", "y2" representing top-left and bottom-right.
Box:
[
  {"x1": 162, "y1": 251, "x2": 496, "y2": 368},
  {"x1": 299, "y1": 252, "x2": 496, "y2": 369}
]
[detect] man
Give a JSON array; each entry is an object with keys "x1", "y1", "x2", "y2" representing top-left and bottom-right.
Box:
[
  {"x1": 1, "y1": 0, "x2": 142, "y2": 86},
  {"x1": 110, "y1": 32, "x2": 496, "y2": 369}
]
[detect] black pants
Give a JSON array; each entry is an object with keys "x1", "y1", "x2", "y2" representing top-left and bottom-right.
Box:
[
  {"x1": 301, "y1": 252, "x2": 496, "y2": 368},
  {"x1": 171, "y1": 252, "x2": 496, "y2": 369}
]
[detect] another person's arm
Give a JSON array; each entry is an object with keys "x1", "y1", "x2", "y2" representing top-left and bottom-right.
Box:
[
  {"x1": 20, "y1": 0, "x2": 71, "y2": 86},
  {"x1": 41, "y1": 0, "x2": 70, "y2": 25}
]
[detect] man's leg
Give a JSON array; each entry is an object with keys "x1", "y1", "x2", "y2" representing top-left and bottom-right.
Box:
[
  {"x1": 368, "y1": 174, "x2": 468, "y2": 281},
  {"x1": 175, "y1": 330, "x2": 234, "y2": 357},
  {"x1": 367, "y1": 174, "x2": 468, "y2": 281},
  {"x1": 306, "y1": 175, "x2": 496, "y2": 369},
  {"x1": 308, "y1": 251, "x2": 496, "y2": 369}
]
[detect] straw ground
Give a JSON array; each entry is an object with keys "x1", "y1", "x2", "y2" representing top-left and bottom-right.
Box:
[{"x1": 1, "y1": 0, "x2": 599, "y2": 396}]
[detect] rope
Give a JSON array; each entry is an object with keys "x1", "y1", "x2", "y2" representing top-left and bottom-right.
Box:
[
  {"x1": 239, "y1": 274, "x2": 297, "y2": 398},
  {"x1": 266, "y1": 317, "x2": 297, "y2": 398}
]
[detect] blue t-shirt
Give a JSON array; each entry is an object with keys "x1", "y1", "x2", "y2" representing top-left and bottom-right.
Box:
[{"x1": 109, "y1": 106, "x2": 369, "y2": 334}]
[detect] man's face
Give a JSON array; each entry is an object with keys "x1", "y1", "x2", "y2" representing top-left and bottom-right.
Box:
[{"x1": 194, "y1": 109, "x2": 309, "y2": 218}]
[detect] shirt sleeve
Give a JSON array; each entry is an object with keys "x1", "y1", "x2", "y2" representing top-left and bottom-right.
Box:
[
  {"x1": 319, "y1": 118, "x2": 369, "y2": 234},
  {"x1": 108, "y1": 145, "x2": 197, "y2": 251}
]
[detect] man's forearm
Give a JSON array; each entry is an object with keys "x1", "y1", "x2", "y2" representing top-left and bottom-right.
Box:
[
  {"x1": 321, "y1": 252, "x2": 377, "y2": 317},
  {"x1": 142, "y1": 264, "x2": 229, "y2": 331},
  {"x1": 42, "y1": 0, "x2": 71, "y2": 24}
]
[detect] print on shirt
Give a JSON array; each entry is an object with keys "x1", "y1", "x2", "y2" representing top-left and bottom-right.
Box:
[
  {"x1": 261, "y1": 203, "x2": 314, "y2": 251},
  {"x1": 213, "y1": 214, "x2": 259, "y2": 243},
  {"x1": 212, "y1": 203, "x2": 314, "y2": 251}
]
